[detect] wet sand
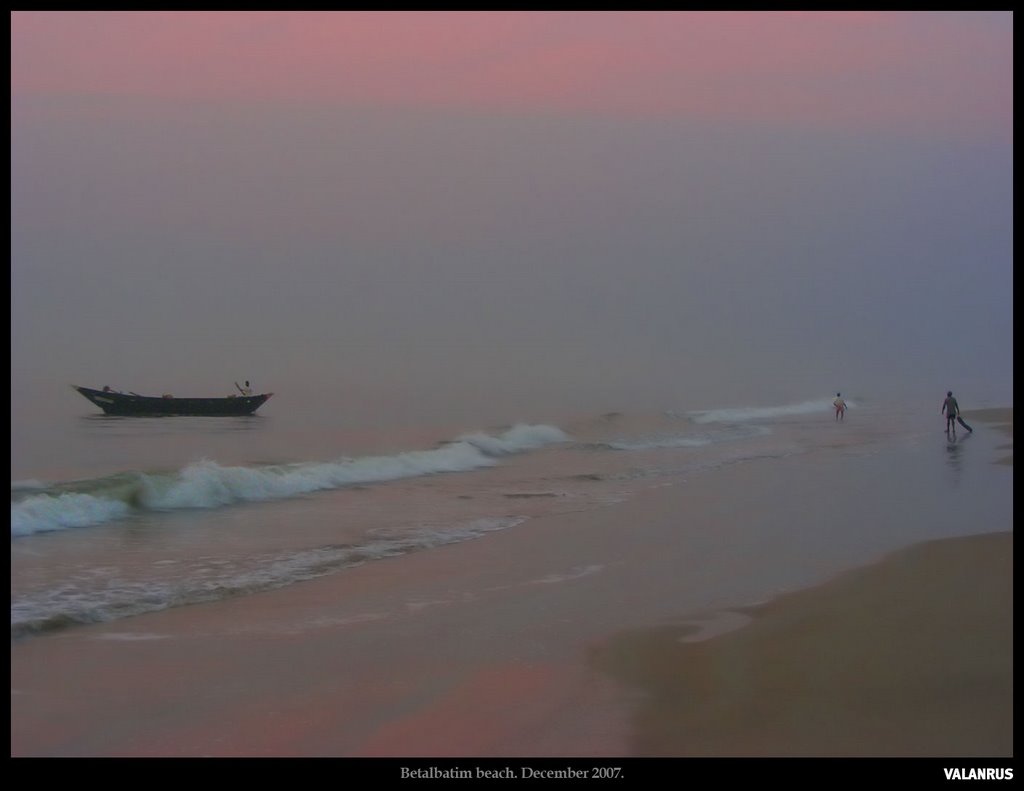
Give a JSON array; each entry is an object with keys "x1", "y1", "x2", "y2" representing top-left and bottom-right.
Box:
[
  {"x1": 11, "y1": 409, "x2": 1013, "y2": 758},
  {"x1": 963, "y1": 408, "x2": 1013, "y2": 465},
  {"x1": 591, "y1": 531, "x2": 1013, "y2": 756}
]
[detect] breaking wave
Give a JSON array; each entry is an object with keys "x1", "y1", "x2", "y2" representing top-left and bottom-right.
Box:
[{"x1": 11, "y1": 423, "x2": 569, "y2": 537}]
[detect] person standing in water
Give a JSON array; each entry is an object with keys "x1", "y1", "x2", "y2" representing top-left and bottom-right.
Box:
[
  {"x1": 942, "y1": 391, "x2": 973, "y2": 435},
  {"x1": 833, "y1": 392, "x2": 847, "y2": 421},
  {"x1": 831, "y1": 391, "x2": 847, "y2": 420}
]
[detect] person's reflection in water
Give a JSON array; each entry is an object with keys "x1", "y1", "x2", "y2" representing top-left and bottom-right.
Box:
[{"x1": 945, "y1": 433, "x2": 968, "y2": 477}]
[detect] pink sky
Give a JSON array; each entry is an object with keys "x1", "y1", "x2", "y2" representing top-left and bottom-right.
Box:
[{"x1": 10, "y1": 11, "x2": 1012, "y2": 138}]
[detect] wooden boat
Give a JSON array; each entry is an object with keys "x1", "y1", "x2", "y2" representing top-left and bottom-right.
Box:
[{"x1": 72, "y1": 385, "x2": 273, "y2": 416}]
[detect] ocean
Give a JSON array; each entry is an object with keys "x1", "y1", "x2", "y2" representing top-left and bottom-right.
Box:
[{"x1": 10, "y1": 393, "x2": 1012, "y2": 644}]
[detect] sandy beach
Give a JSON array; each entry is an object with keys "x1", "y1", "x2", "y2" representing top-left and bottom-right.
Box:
[
  {"x1": 11, "y1": 409, "x2": 1013, "y2": 759},
  {"x1": 592, "y1": 531, "x2": 1013, "y2": 757}
]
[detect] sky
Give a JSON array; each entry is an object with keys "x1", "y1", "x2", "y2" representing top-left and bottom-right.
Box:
[{"x1": 10, "y1": 11, "x2": 1014, "y2": 427}]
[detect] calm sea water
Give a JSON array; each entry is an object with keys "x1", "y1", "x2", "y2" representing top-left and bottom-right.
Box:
[{"x1": 11, "y1": 393, "x2": 1011, "y2": 640}]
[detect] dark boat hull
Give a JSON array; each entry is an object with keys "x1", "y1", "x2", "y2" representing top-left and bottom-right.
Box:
[{"x1": 72, "y1": 386, "x2": 272, "y2": 416}]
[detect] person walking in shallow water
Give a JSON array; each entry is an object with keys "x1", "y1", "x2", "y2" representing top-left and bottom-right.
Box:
[
  {"x1": 942, "y1": 391, "x2": 973, "y2": 436},
  {"x1": 833, "y1": 392, "x2": 847, "y2": 421},
  {"x1": 942, "y1": 391, "x2": 958, "y2": 435}
]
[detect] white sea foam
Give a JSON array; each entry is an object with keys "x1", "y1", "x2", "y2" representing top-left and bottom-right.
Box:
[
  {"x1": 599, "y1": 421, "x2": 770, "y2": 452},
  {"x1": 689, "y1": 398, "x2": 852, "y2": 424},
  {"x1": 455, "y1": 423, "x2": 570, "y2": 455},
  {"x1": 11, "y1": 492, "x2": 132, "y2": 537},
  {"x1": 605, "y1": 436, "x2": 712, "y2": 451},
  {"x1": 10, "y1": 516, "x2": 529, "y2": 637}
]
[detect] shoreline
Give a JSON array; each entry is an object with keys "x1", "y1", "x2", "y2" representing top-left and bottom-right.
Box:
[{"x1": 11, "y1": 408, "x2": 1013, "y2": 757}]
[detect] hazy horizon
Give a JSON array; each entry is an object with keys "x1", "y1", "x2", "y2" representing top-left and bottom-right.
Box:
[{"x1": 11, "y1": 12, "x2": 1013, "y2": 432}]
